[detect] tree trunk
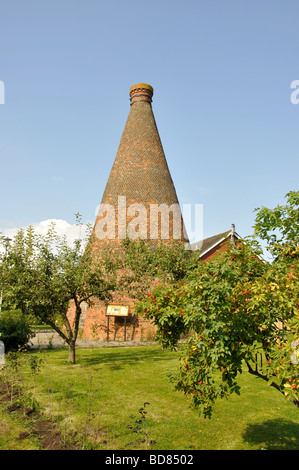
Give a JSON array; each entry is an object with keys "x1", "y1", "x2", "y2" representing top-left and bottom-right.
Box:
[
  {"x1": 68, "y1": 340, "x2": 76, "y2": 364},
  {"x1": 66, "y1": 301, "x2": 81, "y2": 364}
]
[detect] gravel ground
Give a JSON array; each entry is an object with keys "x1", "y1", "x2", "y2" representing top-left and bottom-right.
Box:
[{"x1": 29, "y1": 330, "x2": 154, "y2": 350}]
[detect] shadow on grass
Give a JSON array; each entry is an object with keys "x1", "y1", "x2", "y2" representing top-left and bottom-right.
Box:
[
  {"x1": 242, "y1": 419, "x2": 299, "y2": 450},
  {"x1": 76, "y1": 346, "x2": 178, "y2": 371}
]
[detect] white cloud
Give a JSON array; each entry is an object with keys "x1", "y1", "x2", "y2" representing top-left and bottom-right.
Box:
[{"x1": 2, "y1": 219, "x2": 92, "y2": 247}]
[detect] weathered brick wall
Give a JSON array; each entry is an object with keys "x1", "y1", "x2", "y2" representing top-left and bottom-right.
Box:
[
  {"x1": 200, "y1": 236, "x2": 240, "y2": 261},
  {"x1": 68, "y1": 297, "x2": 157, "y2": 342}
]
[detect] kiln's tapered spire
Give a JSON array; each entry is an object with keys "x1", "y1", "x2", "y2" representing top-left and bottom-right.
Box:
[{"x1": 92, "y1": 83, "x2": 188, "y2": 245}]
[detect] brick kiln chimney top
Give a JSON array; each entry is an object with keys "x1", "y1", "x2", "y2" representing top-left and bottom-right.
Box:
[{"x1": 129, "y1": 83, "x2": 153, "y2": 105}]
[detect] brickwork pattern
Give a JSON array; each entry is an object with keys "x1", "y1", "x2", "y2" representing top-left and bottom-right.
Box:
[{"x1": 92, "y1": 84, "x2": 188, "y2": 246}]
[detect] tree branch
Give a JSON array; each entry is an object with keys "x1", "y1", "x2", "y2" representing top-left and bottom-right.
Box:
[
  {"x1": 245, "y1": 361, "x2": 299, "y2": 408},
  {"x1": 34, "y1": 310, "x2": 70, "y2": 344}
]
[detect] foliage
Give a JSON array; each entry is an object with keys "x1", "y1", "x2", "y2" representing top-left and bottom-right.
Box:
[
  {"x1": 136, "y1": 191, "x2": 299, "y2": 417},
  {"x1": 254, "y1": 190, "x2": 299, "y2": 254},
  {"x1": 0, "y1": 310, "x2": 34, "y2": 352},
  {"x1": 126, "y1": 402, "x2": 156, "y2": 449},
  {"x1": 137, "y1": 241, "x2": 268, "y2": 417},
  {"x1": 252, "y1": 190, "x2": 299, "y2": 405},
  {"x1": 27, "y1": 352, "x2": 44, "y2": 407},
  {"x1": 0, "y1": 216, "x2": 118, "y2": 363},
  {"x1": 120, "y1": 238, "x2": 200, "y2": 300}
]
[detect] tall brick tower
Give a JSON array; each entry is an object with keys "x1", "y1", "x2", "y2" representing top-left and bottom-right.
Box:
[{"x1": 79, "y1": 83, "x2": 188, "y2": 340}]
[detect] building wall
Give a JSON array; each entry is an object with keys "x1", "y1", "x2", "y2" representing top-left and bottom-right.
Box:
[
  {"x1": 200, "y1": 238, "x2": 233, "y2": 261},
  {"x1": 68, "y1": 298, "x2": 156, "y2": 342}
]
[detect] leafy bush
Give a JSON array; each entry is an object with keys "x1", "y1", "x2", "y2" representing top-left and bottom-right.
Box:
[{"x1": 0, "y1": 310, "x2": 34, "y2": 352}]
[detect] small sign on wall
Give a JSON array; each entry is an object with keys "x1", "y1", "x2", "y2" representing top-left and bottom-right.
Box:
[{"x1": 106, "y1": 305, "x2": 129, "y2": 317}]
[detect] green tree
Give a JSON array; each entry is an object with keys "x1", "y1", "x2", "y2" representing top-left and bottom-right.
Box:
[
  {"x1": 135, "y1": 192, "x2": 299, "y2": 417},
  {"x1": 120, "y1": 237, "x2": 200, "y2": 301},
  {"x1": 254, "y1": 190, "x2": 299, "y2": 253},
  {"x1": 1, "y1": 218, "x2": 117, "y2": 363}
]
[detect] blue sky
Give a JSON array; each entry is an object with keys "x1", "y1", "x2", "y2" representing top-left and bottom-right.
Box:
[{"x1": 0, "y1": 0, "x2": 298, "y2": 250}]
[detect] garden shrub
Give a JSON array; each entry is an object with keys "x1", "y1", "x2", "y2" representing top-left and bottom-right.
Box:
[{"x1": 0, "y1": 310, "x2": 34, "y2": 352}]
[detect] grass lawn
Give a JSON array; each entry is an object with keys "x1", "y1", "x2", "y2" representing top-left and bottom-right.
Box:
[
  {"x1": 0, "y1": 410, "x2": 40, "y2": 450},
  {"x1": 1, "y1": 344, "x2": 299, "y2": 450}
]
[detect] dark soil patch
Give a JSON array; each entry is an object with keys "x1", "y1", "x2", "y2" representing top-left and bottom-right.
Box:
[
  {"x1": 0, "y1": 380, "x2": 79, "y2": 450},
  {"x1": 31, "y1": 418, "x2": 76, "y2": 450}
]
